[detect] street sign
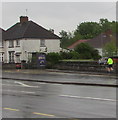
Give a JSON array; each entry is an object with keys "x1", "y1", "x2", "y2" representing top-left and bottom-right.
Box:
[{"x1": 38, "y1": 54, "x2": 46, "y2": 67}]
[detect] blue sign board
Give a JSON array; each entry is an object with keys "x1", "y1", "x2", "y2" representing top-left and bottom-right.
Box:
[{"x1": 38, "y1": 54, "x2": 46, "y2": 66}]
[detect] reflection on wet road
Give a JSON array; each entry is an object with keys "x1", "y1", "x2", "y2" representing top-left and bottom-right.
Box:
[{"x1": 2, "y1": 78, "x2": 116, "y2": 118}]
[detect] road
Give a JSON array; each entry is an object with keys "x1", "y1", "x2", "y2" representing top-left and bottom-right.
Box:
[
  {"x1": 2, "y1": 71, "x2": 116, "y2": 118},
  {"x1": 2, "y1": 70, "x2": 117, "y2": 86}
]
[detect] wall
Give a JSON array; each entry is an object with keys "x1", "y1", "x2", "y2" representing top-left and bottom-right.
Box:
[
  {"x1": 2, "y1": 63, "x2": 16, "y2": 69},
  {"x1": 46, "y1": 39, "x2": 61, "y2": 53},
  {"x1": 2, "y1": 61, "x2": 118, "y2": 74},
  {"x1": 21, "y1": 39, "x2": 40, "y2": 62},
  {"x1": 21, "y1": 38, "x2": 61, "y2": 61},
  {"x1": 55, "y1": 61, "x2": 118, "y2": 73}
]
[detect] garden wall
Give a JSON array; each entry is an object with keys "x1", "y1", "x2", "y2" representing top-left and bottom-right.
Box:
[
  {"x1": 2, "y1": 61, "x2": 118, "y2": 74},
  {"x1": 55, "y1": 61, "x2": 118, "y2": 73}
]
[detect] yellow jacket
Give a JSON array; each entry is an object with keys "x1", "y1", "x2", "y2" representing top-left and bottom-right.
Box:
[{"x1": 107, "y1": 58, "x2": 113, "y2": 65}]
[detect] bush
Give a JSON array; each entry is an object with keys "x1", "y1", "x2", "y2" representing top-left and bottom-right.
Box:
[
  {"x1": 69, "y1": 51, "x2": 80, "y2": 59},
  {"x1": 46, "y1": 52, "x2": 62, "y2": 68},
  {"x1": 60, "y1": 52, "x2": 70, "y2": 59},
  {"x1": 75, "y1": 43, "x2": 101, "y2": 60},
  {"x1": 91, "y1": 49, "x2": 101, "y2": 60}
]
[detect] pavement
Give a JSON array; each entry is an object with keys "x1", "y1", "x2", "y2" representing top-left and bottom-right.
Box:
[{"x1": 1, "y1": 69, "x2": 118, "y2": 87}]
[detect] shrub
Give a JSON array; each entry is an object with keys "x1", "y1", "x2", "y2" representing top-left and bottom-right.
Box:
[
  {"x1": 69, "y1": 51, "x2": 80, "y2": 59},
  {"x1": 75, "y1": 43, "x2": 101, "y2": 60},
  {"x1": 46, "y1": 52, "x2": 62, "y2": 68},
  {"x1": 60, "y1": 52, "x2": 70, "y2": 59}
]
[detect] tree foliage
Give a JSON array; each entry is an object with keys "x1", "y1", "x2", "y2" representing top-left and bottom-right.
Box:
[
  {"x1": 103, "y1": 40, "x2": 118, "y2": 57},
  {"x1": 75, "y1": 22, "x2": 101, "y2": 39},
  {"x1": 74, "y1": 43, "x2": 101, "y2": 59}
]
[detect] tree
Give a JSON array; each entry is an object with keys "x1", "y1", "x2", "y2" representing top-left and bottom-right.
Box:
[
  {"x1": 103, "y1": 40, "x2": 118, "y2": 57},
  {"x1": 59, "y1": 30, "x2": 68, "y2": 39},
  {"x1": 60, "y1": 51, "x2": 80, "y2": 59},
  {"x1": 75, "y1": 43, "x2": 101, "y2": 59},
  {"x1": 99, "y1": 18, "x2": 111, "y2": 32},
  {"x1": 75, "y1": 22, "x2": 102, "y2": 39},
  {"x1": 59, "y1": 30, "x2": 69, "y2": 48}
]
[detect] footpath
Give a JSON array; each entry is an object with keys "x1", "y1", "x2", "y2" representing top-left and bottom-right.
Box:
[{"x1": 2, "y1": 69, "x2": 118, "y2": 87}]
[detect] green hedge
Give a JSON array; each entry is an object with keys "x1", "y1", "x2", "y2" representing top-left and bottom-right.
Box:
[{"x1": 46, "y1": 52, "x2": 62, "y2": 68}]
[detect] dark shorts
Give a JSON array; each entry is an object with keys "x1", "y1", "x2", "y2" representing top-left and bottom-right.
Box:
[{"x1": 108, "y1": 64, "x2": 113, "y2": 68}]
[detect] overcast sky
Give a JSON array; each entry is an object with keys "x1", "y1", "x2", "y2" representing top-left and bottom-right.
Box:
[{"x1": 0, "y1": 1, "x2": 117, "y2": 35}]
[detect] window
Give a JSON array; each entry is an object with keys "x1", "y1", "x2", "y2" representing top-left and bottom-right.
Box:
[
  {"x1": 15, "y1": 52, "x2": 21, "y2": 63},
  {"x1": 2, "y1": 41, "x2": 4, "y2": 47},
  {"x1": 2, "y1": 53, "x2": 4, "y2": 62},
  {"x1": 0, "y1": 52, "x2": 4, "y2": 62},
  {"x1": 16, "y1": 40, "x2": 20, "y2": 47},
  {"x1": 9, "y1": 51, "x2": 14, "y2": 63},
  {"x1": 16, "y1": 55, "x2": 20, "y2": 63},
  {"x1": 0, "y1": 41, "x2": 4, "y2": 47},
  {"x1": 9, "y1": 41, "x2": 14, "y2": 48},
  {"x1": 40, "y1": 40, "x2": 45, "y2": 47}
]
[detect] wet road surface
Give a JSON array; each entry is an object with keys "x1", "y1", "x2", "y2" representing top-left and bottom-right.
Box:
[
  {"x1": 2, "y1": 70, "x2": 117, "y2": 85},
  {"x1": 2, "y1": 78, "x2": 116, "y2": 118}
]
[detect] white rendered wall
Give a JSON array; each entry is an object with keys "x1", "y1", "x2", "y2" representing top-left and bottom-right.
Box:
[
  {"x1": 45, "y1": 39, "x2": 61, "y2": 53},
  {"x1": 21, "y1": 39, "x2": 40, "y2": 61}
]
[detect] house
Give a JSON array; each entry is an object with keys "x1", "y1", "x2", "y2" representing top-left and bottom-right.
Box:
[
  {"x1": 0, "y1": 28, "x2": 5, "y2": 62},
  {"x1": 3, "y1": 16, "x2": 61, "y2": 63},
  {"x1": 67, "y1": 30, "x2": 115, "y2": 56}
]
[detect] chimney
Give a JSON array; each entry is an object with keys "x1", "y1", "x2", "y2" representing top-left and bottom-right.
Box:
[{"x1": 20, "y1": 16, "x2": 28, "y2": 23}]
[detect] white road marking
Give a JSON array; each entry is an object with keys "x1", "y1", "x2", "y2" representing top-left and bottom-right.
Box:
[
  {"x1": 59, "y1": 94, "x2": 116, "y2": 102},
  {"x1": 2, "y1": 83, "x2": 24, "y2": 87},
  {"x1": 14, "y1": 81, "x2": 39, "y2": 88},
  {"x1": 3, "y1": 89, "x2": 36, "y2": 94},
  {"x1": 2, "y1": 83, "x2": 39, "y2": 88}
]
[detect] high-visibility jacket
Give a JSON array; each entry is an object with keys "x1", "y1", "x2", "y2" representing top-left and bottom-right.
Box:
[{"x1": 107, "y1": 58, "x2": 113, "y2": 65}]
